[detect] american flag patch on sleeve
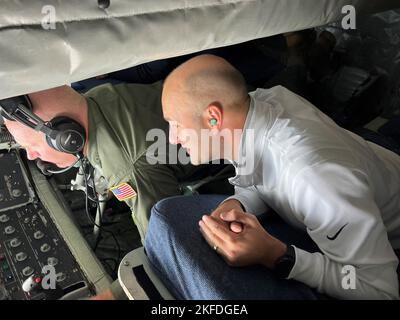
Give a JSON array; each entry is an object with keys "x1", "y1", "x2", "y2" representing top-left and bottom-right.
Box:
[{"x1": 110, "y1": 182, "x2": 137, "y2": 201}]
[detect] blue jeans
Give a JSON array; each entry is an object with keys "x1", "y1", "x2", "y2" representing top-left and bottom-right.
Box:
[{"x1": 145, "y1": 194, "x2": 324, "y2": 300}]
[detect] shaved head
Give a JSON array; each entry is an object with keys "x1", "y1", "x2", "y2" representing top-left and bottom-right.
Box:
[
  {"x1": 28, "y1": 85, "x2": 86, "y2": 121},
  {"x1": 162, "y1": 54, "x2": 250, "y2": 165},
  {"x1": 163, "y1": 54, "x2": 248, "y2": 119}
]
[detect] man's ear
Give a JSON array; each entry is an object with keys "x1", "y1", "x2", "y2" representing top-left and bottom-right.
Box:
[{"x1": 204, "y1": 102, "x2": 223, "y2": 129}]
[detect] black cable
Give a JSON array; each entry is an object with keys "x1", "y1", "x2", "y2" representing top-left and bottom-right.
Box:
[
  {"x1": 85, "y1": 177, "x2": 121, "y2": 263},
  {"x1": 82, "y1": 231, "x2": 119, "y2": 276},
  {"x1": 80, "y1": 156, "x2": 122, "y2": 264},
  {"x1": 79, "y1": 221, "x2": 119, "y2": 229},
  {"x1": 100, "y1": 258, "x2": 119, "y2": 277}
]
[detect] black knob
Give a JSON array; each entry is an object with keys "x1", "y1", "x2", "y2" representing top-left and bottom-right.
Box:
[{"x1": 98, "y1": 0, "x2": 110, "y2": 9}]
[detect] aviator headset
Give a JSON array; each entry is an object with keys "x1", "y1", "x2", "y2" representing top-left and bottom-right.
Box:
[
  {"x1": 0, "y1": 94, "x2": 86, "y2": 155},
  {"x1": 1, "y1": 94, "x2": 120, "y2": 258}
]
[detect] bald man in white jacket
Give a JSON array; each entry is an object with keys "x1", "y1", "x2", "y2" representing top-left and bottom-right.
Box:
[{"x1": 145, "y1": 54, "x2": 400, "y2": 300}]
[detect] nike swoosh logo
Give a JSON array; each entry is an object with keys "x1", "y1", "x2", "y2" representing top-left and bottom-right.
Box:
[{"x1": 327, "y1": 223, "x2": 348, "y2": 241}]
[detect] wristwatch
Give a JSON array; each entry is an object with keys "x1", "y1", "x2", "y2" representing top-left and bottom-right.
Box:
[{"x1": 273, "y1": 245, "x2": 296, "y2": 279}]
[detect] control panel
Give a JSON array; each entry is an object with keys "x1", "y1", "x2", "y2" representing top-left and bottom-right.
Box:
[
  {"x1": 0, "y1": 151, "x2": 33, "y2": 212},
  {"x1": 0, "y1": 151, "x2": 89, "y2": 299},
  {"x1": 0, "y1": 203, "x2": 88, "y2": 299}
]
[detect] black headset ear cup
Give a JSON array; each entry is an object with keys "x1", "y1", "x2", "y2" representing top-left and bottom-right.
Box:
[{"x1": 45, "y1": 117, "x2": 86, "y2": 154}]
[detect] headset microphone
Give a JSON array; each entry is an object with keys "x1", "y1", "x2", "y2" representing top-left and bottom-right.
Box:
[
  {"x1": 35, "y1": 158, "x2": 82, "y2": 176},
  {"x1": 35, "y1": 159, "x2": 53, "y2": 176},
  {"x1": 42, "y1": 154, "x2": 83, "y2": 176}
]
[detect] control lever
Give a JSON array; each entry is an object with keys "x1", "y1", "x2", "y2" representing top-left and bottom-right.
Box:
[
  {"x1": 22, "y1": 274, "x2": 64, "y2": 300},
  {"x1": 22, "y1": 275, "x2": 40, "y2": 293}
]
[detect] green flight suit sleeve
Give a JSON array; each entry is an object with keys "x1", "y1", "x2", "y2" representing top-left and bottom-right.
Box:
[{"x1": 123, "y1": 157, "x2": 183, "y2": 242}]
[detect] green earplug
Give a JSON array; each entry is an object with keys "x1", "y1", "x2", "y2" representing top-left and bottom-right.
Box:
[{"x1": 210, "y1": 119, "x2": 217, "y2": 126}]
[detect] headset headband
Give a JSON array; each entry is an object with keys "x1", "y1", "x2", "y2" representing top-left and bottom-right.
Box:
[{"x1": 0, "y1": 95, "x2": 59, "y2": 139}]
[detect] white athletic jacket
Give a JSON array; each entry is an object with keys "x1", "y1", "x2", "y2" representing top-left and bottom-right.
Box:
[{"x1": 227, "y1": 86, "x2": 400, "y2": 300}]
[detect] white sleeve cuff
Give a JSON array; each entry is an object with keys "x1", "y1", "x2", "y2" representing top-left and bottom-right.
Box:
[
  {"x1": 287, "y1": 246, "x2": 324, "y2": 288},
  {"x1": 223, "y1": 193, "x2": 268, "y2": 215}
]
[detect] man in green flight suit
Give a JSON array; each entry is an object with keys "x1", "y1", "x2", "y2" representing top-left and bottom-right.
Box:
[
  {"x1": 2, "y1": 81, "x2": 232, "y2": 299},
  {"x1": 84, "y1": 81, "x2": 211, "y2": 240}
]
